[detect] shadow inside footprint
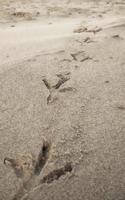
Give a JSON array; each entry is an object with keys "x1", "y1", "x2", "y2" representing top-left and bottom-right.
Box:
[
  {"x1": 34, "y1": 141, "x2": 50, "y2": 175},
  {"x1": 41, "y1": 162, "x2": 72, "y2": 184},
  {"x1": 59, "y1": 87, "x2": 76, "y2": 93}
]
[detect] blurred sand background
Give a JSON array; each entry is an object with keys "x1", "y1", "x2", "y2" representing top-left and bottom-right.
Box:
[{"x1": 0, "y1": 0, "x2": 125, "y2": 200}]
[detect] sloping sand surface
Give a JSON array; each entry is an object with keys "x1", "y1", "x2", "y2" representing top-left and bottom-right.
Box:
[{"x1": 0, "y1": 1, "x2": 125, "y2": 200}]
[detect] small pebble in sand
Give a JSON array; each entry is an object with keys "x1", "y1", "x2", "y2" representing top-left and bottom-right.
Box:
[
  {"x1": 112, "y1": 34, "x2": 123, "y2": 40},
  {"x1": 105, "y1": 80, "x2": 110, "y2": 83},
  {"x1": 117, "y1": 105, "x2": 125, "y2": 110},
  {"x1": 10, "y1": 25, "x2": 15, "y2": 27}
]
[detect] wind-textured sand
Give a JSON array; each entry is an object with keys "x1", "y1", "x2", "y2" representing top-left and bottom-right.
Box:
[{"x1": 0, "y1": 0, "x2": 125, "y2": 200}]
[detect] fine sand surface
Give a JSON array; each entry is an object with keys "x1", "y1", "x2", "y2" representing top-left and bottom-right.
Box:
[{"x1": 0, "y1": 0, "x2": 125, "y2": 200}]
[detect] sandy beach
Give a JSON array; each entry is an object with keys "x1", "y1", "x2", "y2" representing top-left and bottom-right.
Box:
[{"x1": 0, "y1": 0, "x2": 125, "y2": 200}]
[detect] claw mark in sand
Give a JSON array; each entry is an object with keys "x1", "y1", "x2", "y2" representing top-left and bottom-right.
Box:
[
  {"x1": 53, "y1": 73, "x2": 70, "y2": 89},
  {"x1": 80, "y1": 56, "x2": 92, "y2": 62},
  {"x1": 74, "y1": 26, "x2": 102, "y2": 34},
  {"x1": 4, "y1": 155, "x2": 36, "y2": 179},
  {"x1": 41, "y1": 162, "x2": 72, "y2": 184},
  {"x1": 76, "y1": 37, "x2": 94, "y2": 44},
  {"x1": 70, "y1": 51, "x2": 85, "y2": 61},
  {"x1": 4, "y1": 139, "x2": 51, "y2": 200},
  {"x1": 42, "y1": 72, "x2": 71, "y2": 104},
  {"x1": 59, "y1": 87, "x2": 76, "y2": 93},
  {"x1": 84, "y1": 37, "x2": 94, "y2": 43},
  {"x1": 4, "y1": 140, "x2": 50, "y2": 178},
  {"x1": 71, "y1": 53, "x2": 78, "y2": 61},
  {"x1": 60, "y1": 58, "x2": 72, "y2": 63},
  {"x1": 71, "y1": 51, "x2": 92, "y2": 62}
]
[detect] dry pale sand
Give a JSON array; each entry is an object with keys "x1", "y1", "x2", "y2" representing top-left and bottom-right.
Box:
[{"x1": 0, "y1": 0, "x2": 125, "y2": 200}]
